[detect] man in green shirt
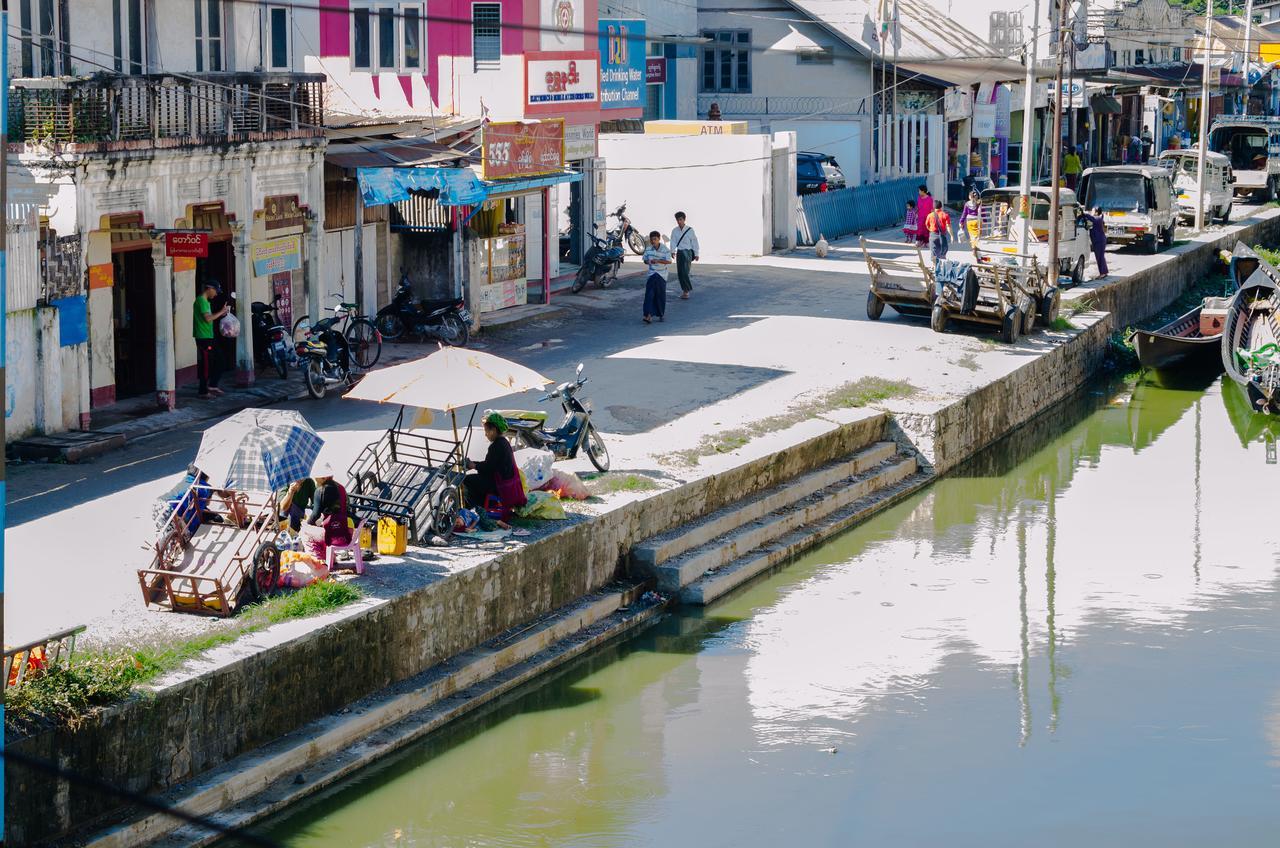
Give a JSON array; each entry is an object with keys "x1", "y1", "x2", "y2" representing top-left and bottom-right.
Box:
[
  {"x1": 1063, "y1": 145, "x2": 1083, "y2": 191},
  {"x1": 194, "y1": 281, "x2": 228, "y2": 399}
]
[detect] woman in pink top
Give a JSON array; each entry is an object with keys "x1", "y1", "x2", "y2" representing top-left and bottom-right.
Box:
[{"x1": 914, "y1": 185, "x2": 934, "y2": 245}]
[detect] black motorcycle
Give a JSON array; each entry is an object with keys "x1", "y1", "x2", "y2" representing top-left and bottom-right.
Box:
[
  {"x1": 375, "y1": 273, "x2": 472, "y2": 346},
  {"x1": 608, "y1": 202, "x2": 647, "y2": 256},
  {"x1": 571, "y1": 228, "x2": 626, "y2": 293},
  {"x1": 296, "y1": 318, "x2": 355, "y2": 400},
  {"x1": 251, "y1": 295, "x2": 292, "y2": 379}
]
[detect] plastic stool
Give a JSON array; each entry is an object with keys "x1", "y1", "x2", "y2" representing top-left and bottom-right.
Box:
[{"x1": 327, "y1": 517, "x2": 368, "y2": 575}]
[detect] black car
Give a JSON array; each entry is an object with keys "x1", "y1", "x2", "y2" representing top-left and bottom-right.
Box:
[{"x1": 797, "y1": 151, "x2": 847, "y2": 195}]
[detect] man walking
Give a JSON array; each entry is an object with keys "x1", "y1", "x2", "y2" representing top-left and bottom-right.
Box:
[
  {"x1": 641, "y1": 231, "x2": 672, "y2": 324},
  {"x1": 194, "y1": 280, "x2": 228, "y2": 399},
  {"x1": 1063, "y1": 145, "x2": 1082, "y2": 191},
  {"x1": 670, "y1": 212, "x2": 700, "y2": 299}
]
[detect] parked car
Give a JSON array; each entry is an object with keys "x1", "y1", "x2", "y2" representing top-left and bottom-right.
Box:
[
  {"x1": 1077, "y1": 165, "x2": 1176, "y2": 253},
  {"x1": 1208, "y1": 115, "x2": 1280, "y2": 201},
  {"x1": 797, "y1": 152, "x2": 846, "y2": 194},
  {"x1": 972, "y1": 186, "x2": 1091, "y2": 285},
  {"x1": 1158, "y1": 149, "x2": 1233, "y2": 224}
]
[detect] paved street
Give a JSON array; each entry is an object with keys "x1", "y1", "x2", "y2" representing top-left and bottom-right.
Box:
[{"x1": 7, "y1": 203, "x2": 1271, "y2": 647}]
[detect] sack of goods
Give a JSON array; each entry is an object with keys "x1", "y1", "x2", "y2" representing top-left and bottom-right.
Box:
[
  {"x1": 514, "y1": 448, "x2": 556, "y2": 491},
  {"x1": 219, "y1": 312, "x2": 242, "y2": 338}
]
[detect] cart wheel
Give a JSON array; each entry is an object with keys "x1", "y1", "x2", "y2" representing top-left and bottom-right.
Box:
[
  {"x1": 866, "y1": 290, "x2": 885, "y2": 320},
  {"x1": 1019, "y1": 295, "x2": 1036, "y2": 336},
  {"x1": 1039, "y1": 287, "x2": 1061, "y2": 324},
  {"x1": 434, "y1": 487, "x2": 460, "y2": 539},
  {"x1": 930, "y1": 303, "x2": 948, "y2": 334},
  {"x1": 248, "y1": 542, "x2": 281, "y2": 603},
  {"x1": 1002, "y1": 307, "x2": 1022, "y2": 344}
]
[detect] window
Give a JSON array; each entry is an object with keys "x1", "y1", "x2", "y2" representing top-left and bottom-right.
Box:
[
  {"x1": 700, "y1": 30, "x2": 750, "y2": 93},
  {"x1": 1134, "y1": 48, "x2": 1145, "y2": 65},
  {"x1": 113, "y1": 0, "x2": 145, "y2": 74},
  {"x1": 1173, "y1": 47, "x2": 1182, "y2": 61},
  {"x1": 473, "y1": 4, "x2": 502, "y2": 70},
  {"x1": 353, "y1": 6, "x2": 372, "y2": 68},
  {"x1": 18, "y1": 0, "x2": 70, "y2": 77},
  {"x1": 266, "y1": 6, "x2": 290, "y2": 69},
  {"x1": 377, "y1": 7, "x2": 396, "y2": 68},
  {"x1": 403, "y1": 6, "x2": 423, "y2": 69},
  {"x1": 796, "y1": 45, "x2": 833, "y2": 65},
  {"x1": 194, "y1": 0, "x2": 224, "y2": 72}
]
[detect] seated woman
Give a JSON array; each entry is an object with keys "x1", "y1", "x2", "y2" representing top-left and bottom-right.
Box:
[
  {"x1": 279, "y1": 476, "x2": 317, "y2": 532},
  {"x1": 463, "y1": 413, "x2": 526, "y2": 520},
  {"x1": 301, "y1": 464, "x2": 351, "y2": 558}
]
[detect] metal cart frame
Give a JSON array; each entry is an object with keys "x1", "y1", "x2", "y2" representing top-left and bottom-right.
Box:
[{"x1": 860, "y1": 237, "x2": 936, "y2": 320}]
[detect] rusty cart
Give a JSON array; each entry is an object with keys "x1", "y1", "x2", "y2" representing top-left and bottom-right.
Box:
[
  {"x1": 860, "y1": 237, "x2": 936, "y2": 320},
  {"x1": 931, "y1": 253, "x2": 1059, "y2": 343},
  {"x1": 137, "y1": 483, "x2": 283, "y2": 616}
]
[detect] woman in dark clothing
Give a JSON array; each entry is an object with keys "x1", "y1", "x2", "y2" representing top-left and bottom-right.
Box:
[
  {"x1": 1078, "y1": 206, "x2": 1109, "y2": 279},
  {"x1": 302, "y1": 463, "x2": 350, "y2": 557},
  {"x1": 463, "y1": 413, "x2": 526, "y2": 517}
]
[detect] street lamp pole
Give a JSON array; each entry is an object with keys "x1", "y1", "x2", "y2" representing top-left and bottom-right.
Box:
[
  {"x1": 1048, "y1": 0, "x2": 1069, "y2": 285},
  {"x1": 1018, "y1": 0, "x2": 1043, "y2": 258},
  {"x1": 1195, "y1": 8, "x2": 1211, "y2": 234}
]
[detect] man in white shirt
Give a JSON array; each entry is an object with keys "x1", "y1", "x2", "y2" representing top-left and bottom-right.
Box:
[{"x1": 670, "y1": 212, "x2": 700, "y2": 299}]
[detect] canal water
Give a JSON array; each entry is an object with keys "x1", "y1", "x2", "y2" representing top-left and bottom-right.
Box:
[{"x1": 263, "y1": 374, "x2": 1280, "y2": 848}]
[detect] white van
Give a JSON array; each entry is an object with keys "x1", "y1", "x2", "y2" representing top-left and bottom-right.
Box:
[
  {"x1": 1077, "y1": 165, "x2": 1176, "y2": 253},
  {"x1": 1158, "y1": 150, "x2": 1233, "y2": 224},
  {"x1": 973, "y1": 186, "x2": 1091, "y2": 284},
  {"x1": 1208, "y1": 115, "x2": 1280, "y2": 201}
]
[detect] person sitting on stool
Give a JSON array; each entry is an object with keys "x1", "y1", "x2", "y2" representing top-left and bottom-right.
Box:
[{"x1": 463, "y1": 413, "x2": 526, "y2": 519}]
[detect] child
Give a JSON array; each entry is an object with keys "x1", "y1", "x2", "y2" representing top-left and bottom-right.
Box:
[
  {"x1": 641, "y1": 231, "x2": 672, "y2": 324},
  {"x1": 957, "y1": 190, "x2": 980, "y2": 244},
  {"x1": 902, "y1": 200, "x2": 918, "y2": 243}
]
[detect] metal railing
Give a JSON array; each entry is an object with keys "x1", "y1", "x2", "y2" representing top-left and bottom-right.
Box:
[
  {"x1": 796, "y1": 177, "x2": 920, "y2": 246},
  {"x1": 697, "y1": 94, "x2": 869, "y2": 119},
  {"x1": 4, "y1": 625, "x2": 86, "y2": 691},
  {"x1": 8, "y1": 72, "x2": 326, "y2": 151}
]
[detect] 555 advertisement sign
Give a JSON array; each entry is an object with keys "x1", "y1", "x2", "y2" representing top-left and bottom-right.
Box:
[
  {"x1": 598, "y1": 19, "x2": 645, "y2": 111},
  {"x1": 483, "y1": 119, "x2": 566, "y2": 180}
]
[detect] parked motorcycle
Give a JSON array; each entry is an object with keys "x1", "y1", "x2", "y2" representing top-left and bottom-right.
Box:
[
  {"x1": 608, "y1": 202, "x2": 647, "y2": 256},
  {"x1": 295, "y1": 317, "x2": 355, "y2": 400},
  {"x1": 376, "y1": 272, "x2": 472, "y2": 346},
  {"x1": 571, "y1": 228, "x2": 626, "y2": 293},
  {"x1": 498, "y1": 363, "x2": 610, "y2": 472},
  {"x1": 251, "y1": 295, "x2": 292, "y2": 379}
]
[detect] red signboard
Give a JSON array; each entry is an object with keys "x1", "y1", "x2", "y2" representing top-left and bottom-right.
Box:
[
  {"x1": 165, "y1": 232, "x2": 209, "y2": 258},
  {"x1": 482, "y1": 119, "x2": 566, "y2": 181},
  {"x1": 646, "y1": 57, "x2": 666, "y2": 85}
]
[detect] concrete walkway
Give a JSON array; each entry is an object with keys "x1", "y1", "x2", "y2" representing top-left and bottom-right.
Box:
[{"x1": 7, "y1": 201, "x2": 1276, "y2": 648}]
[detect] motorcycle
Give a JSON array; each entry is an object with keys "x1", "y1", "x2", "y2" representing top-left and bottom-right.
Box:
[
  {"x1": 498, "y1": 363, "x2": 610, "y2": 472},
  {"x1": 250, "y1": 295, "x2": 293, "y2": 379},
  {"x1": 608, "y1": 202, "x2": 647, "y2": 256},
  {"x1": 295, "y1": 316, "x2": 355, "y2": 400},
  {"x1": 571, "y1": 227, "x2": 626, "y2": 293},
  {"x1": 376, "y1": 272, "x2": 472, "y2": 347}
]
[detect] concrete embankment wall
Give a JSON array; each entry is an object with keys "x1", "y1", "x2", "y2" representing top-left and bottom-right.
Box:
[{"x1": 9, "y1": 211, "x2": 1279, "y2": 847}]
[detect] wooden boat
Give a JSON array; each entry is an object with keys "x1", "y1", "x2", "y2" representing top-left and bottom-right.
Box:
[
  {"x1": 1132, "y1": 306, "x2": 1225, "y2": 372},
  {"x1": 1220, "y1": 244, "x2": 1280, "y2": 415}
]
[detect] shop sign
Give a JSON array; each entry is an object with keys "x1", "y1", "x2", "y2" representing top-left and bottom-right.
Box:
[
  {"x1": 646, "y1": 57, "x2": 666, "y2": 84},
  {"x1": 943, "y1": 87, "x2": 971, "y2": 121},
  {"x1": 1045, "y1": 79, "x2": 1085, "y2": 109},
  {"x1": 540, "y1": 0, "x2": 584, "y2": 50},
  {"x1": 994, "y1": 84, "x2": 1012, "y2": 139},
  {"x1": 1007, "y1": 82, "x2": 1048, "y2": 111},
  {"x1": 598, "y1": 19, "x2": 645, "y2": 110},
  {"x1": 251, "y1": 235, "x2": 302, "y2": 276},
  {"x1": 261, "y1": 194, "x2": 304, "y2": 231},
  {"x1": 643, "y1": 119, "x2": 748, "y2": 135},
  {"x1": 564, "y1": 122, "x2": 597, "y2": 160},
  {"x1": 526, "y1": 52, "x2": 600, "y2": 112},
  {"x1": 483, "y1": 119, "x2": 566, "y2": 180},
  {"x1": 972, "y1": 103, "x2": 996, "y2": 138},
  {"x1": 165, "y1": 232, "x2": 209, "y2": 258}
]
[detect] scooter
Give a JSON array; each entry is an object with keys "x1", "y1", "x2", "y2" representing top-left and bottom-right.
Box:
[
  {"x1": 251, "y1": 295, "x2": 292, "y2": 379},
  {"x1": 497, "y1": 363, "x2": 610, "y2": 472},
  {"x1": 376, "y1": 272, "x2": 472, "y2": 346},
  {"x1": 571, "y1": 227, "x2": 626, "y2": 293},
  {"x1": 295, "y1": 317, "x2": 355, "y2": 400},
  {"x1": 608, "y1": 202, "x2": 647, "y2": 256}
]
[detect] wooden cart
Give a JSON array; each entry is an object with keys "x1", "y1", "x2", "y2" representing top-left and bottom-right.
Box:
[
  {"x1": 860, "y1": 237, "x2": 936, "y2": 320},
  {"x1": 931, "y1": 254, "x2": 1057, "y2": 343},
  {"x1": 347, "y1": 411, "x2": 465, "y2": 544},
  {"x1": 138, "y1": 485, "x2": 282, "y2": 616}
]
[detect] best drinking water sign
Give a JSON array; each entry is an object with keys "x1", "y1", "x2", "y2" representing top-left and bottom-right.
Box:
[
  {"x1": 598, "y1": 19, "x2": 645, "y2": 110},
  {"x1": 526, "y1": 52, "x2": 599, "y2": 113},
  {"x1": 483, "y1": 120, "x2": 566, "y2": 180}
]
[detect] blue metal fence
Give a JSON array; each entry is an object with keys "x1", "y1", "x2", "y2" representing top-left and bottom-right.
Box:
[{"x1": 795, "y1": 177, "x2": 920, "y2": 246}]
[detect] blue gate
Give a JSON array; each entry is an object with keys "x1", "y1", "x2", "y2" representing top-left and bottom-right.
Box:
[{"x1": 795, "y1": 177, "x2": 920, "y2": 246}]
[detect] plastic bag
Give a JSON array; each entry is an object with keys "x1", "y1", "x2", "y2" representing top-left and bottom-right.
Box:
[
  {"x1": 279, "y1": 550, "x2": 329, "y2": 588},
  {"x1": 219, "y1": 312, "x2": 241, "y2": 338},
  {"x1": 513, "y1": 448, "x2": 556, "y2": 491},
  {"x1": 543, "y1": 470, "x2": 589, "y2": 500},
  {"x1": 516, "y1": 490, "x2": 566, "y2": 519}
]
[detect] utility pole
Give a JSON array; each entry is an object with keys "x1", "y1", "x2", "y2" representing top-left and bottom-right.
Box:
[
  {"x1": 1243, "y1": 0, "x2": 1255, "y2": 115},
  {"x1": 1048, "y1": 0, "x2": 1069, "y2": 287},
  {"x1": 1018, "y1": 0, "x2": 1043, "y2": 258},
  {"x1": 1196, "y1": 6, "x2": 1211, "y2": 233}
]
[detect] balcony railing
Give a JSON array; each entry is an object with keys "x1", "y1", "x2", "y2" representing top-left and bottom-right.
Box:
[
  {"x1": 7, "y1": 72, "x2": 326, "y2": 152},
  {"x1": 697, "y1": 95, "x2": 870, "y2": 119}
]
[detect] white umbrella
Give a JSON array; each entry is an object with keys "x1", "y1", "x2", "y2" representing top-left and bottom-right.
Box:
[{"x1": 344, "y1": 347, "x2": 549, "y2": 412}]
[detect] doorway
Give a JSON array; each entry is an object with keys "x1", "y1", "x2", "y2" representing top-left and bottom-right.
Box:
[
  {"x1": 112, "y1": 247, "x2": 156, "y2": 399},
  {"x1": 195, "y1": 239, "x2": 236, "y2": 383}
]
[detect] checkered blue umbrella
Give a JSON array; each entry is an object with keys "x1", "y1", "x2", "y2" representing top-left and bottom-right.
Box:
[{"x1": 193, "y1": 408, "x2": 324, "y2": 493}]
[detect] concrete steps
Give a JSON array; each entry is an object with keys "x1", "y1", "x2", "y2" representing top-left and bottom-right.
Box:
[{"x1": 631, "y1": 442, "x2": 931, "y2": 605}]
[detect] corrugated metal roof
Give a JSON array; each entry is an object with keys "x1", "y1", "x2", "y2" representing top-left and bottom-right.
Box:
[{"x1": 782, "y1": 0, "x2": 1004, "y2": 63}]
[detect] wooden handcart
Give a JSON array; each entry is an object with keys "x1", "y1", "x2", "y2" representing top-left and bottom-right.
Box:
[
  {"x1": 347, "y1": 409, "x2": 465, "y2": 544},
  {"x1": 138, "y1": 484, "x2": 283, "y2": 616},
  {"x1": 860, "y1": 237, "x2": 936, "y2": 320},
  {"x1": 931, "y1": 253, "x2": 1059, "y2": 343}
]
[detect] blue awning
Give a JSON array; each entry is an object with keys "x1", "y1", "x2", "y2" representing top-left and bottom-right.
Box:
[
  {"x1": 358, "y1": 166, "x2": 581, "y2": 208},
  {"x1": 483, "y1": 171, "x2": 583, "y2": 196}
]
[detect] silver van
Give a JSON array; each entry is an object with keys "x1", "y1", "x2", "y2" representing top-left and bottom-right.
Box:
[{"x1": 1078, "y1": 165, "x2": 1176, "y2": 253}]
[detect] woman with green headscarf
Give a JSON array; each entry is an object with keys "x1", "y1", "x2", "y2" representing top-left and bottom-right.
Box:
[{"x1": 463, "y1": 412, "x2": 526, "y2": 518}]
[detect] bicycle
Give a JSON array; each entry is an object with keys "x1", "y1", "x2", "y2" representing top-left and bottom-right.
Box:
[{"x1": 292, "y1": 293, "x2": 382, "y2": 369}]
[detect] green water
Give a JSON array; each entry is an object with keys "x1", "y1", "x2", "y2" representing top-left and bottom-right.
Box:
[{"x1": 262, "y1": 374, "x2": 1280, "y2": 848}]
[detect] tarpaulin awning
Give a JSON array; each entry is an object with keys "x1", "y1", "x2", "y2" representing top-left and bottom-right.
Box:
[
  {"x1": 1090, "y1": 95, "x2": 1123, "y2": 114},
  {"x1": 358, "y1": 167, "x2": 583, "y2": 208}
]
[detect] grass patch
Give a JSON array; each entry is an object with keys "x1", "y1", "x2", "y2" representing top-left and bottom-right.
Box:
[
  {"x1": 588, "y1": 473, "x2": 660, "y2": 495},
  {"x1": 956, "y1": 353, "x2": 980, "y2": 371},
  {"x1": 6, "y1": 581, "x2": 362, "y2": 735},
  {"x1": 1048, "y1": 316, "x2": 1076, "y2": 332},
  {"x1": 675, "y1": 377, "x2": 917, "y2": 465}
]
